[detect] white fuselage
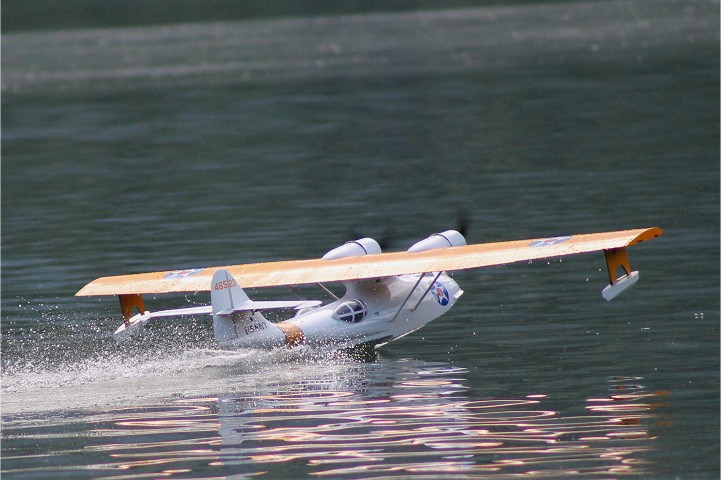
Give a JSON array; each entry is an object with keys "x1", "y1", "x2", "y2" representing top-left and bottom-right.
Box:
[{"x1": 216, "y1": 273, "x2": 463, "y2": 350}]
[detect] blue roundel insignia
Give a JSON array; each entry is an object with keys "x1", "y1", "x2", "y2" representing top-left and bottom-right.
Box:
[
  {"x1": 530, "y1": 236, "x2": 572, "y2": 248},
  {"x1": 164, "y1": 268, "x2": 204, "y2": 279},
  {"x1": 431, "y1": 282, "x2": 450, "y2": 306}
]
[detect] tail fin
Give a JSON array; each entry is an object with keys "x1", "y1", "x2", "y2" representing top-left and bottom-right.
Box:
[
  {"x1": 210, "y1": 269, "x2": 284, "y2": 348},
  {"x1": 211, "y1": 268, "x2": 250, "y2": 315}
]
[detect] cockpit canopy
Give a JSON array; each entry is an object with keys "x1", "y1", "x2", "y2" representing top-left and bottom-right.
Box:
[{"x1": 333, "y1": 299, "x2": 368, "y2": 323}]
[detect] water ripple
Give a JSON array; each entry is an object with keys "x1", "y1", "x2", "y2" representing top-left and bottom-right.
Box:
[{"x1": 2, "y1": 364, "x2": 662, "y2": 479}]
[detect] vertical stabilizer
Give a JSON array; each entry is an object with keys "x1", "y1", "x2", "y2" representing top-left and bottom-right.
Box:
[
  {"x1": 211, "y1": 269, "x2": 250, "y2": 314},
  {"x1": 210, "y1": 269, "x2": 285, "y2": 348}
]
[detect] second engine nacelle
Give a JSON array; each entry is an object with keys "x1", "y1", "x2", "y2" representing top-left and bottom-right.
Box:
[
  {"x1": 322, "y1": 237, "x2": 382, "y2": 260},
  {"x1": 407, "y1": 230, "x2": 466, "y2": 253}
]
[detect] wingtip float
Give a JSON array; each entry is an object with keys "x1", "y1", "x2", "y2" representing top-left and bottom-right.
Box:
[{"x1": 76, "y1": 227, "x2": 662, "y2": 349}]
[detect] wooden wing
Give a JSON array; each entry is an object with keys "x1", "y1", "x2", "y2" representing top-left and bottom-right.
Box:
[{"x1": 76, "y1": 227, "x2": 661, "y2": 297}]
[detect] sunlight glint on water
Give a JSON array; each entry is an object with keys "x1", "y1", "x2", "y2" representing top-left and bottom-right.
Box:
[{"x1": 2, "y1": 365, "x2": 661, "y2": 478}]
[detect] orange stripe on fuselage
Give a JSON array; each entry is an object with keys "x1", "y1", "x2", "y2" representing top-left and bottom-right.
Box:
[{"x1": 276, "y1": 322, "x2": 304, "y2": 347}]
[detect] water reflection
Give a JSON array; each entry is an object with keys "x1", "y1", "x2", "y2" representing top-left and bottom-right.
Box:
[
  {"x1": 1, "y1": 362, "x2": 663, "y2": 479},
  {"x1": 211, "y1": 368, "x2": 659, "y2": 478}
]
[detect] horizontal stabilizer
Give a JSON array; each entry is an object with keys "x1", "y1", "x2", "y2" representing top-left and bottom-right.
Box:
[
  {"x1": 112, "y1": 305, "x2": 213, "y2": 342},
  {"x1": 139, "y1": 305, "x2": 212, "y2": 319},
  {"x1": 112, "y1": 300, "x2": 320, "y2": 342},
  {"x1": 214, "y1": 300, "x2": 321, "y2": 317}
]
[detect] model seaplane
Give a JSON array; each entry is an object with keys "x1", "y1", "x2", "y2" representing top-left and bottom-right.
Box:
[{"x1": 76, "y1": 227, "x2": 662, "y2": 350}]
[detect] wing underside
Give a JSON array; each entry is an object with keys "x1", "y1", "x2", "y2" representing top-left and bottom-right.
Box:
[{"x1": 76, "y1": 227, "x2": 661, "y2": 297}]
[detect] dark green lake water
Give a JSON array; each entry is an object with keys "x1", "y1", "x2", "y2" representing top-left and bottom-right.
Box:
[{"x1": 2, "y1": 1, "x2": 719, "y2": 478}]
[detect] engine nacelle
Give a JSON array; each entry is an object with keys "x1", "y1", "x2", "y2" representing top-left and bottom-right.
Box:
[
  {"x1": 407, "y1": 230, "x2": 466, "y2": 253},
  {"x1": 322, "y1": 237, "x2": 382, "y2": 260}
]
